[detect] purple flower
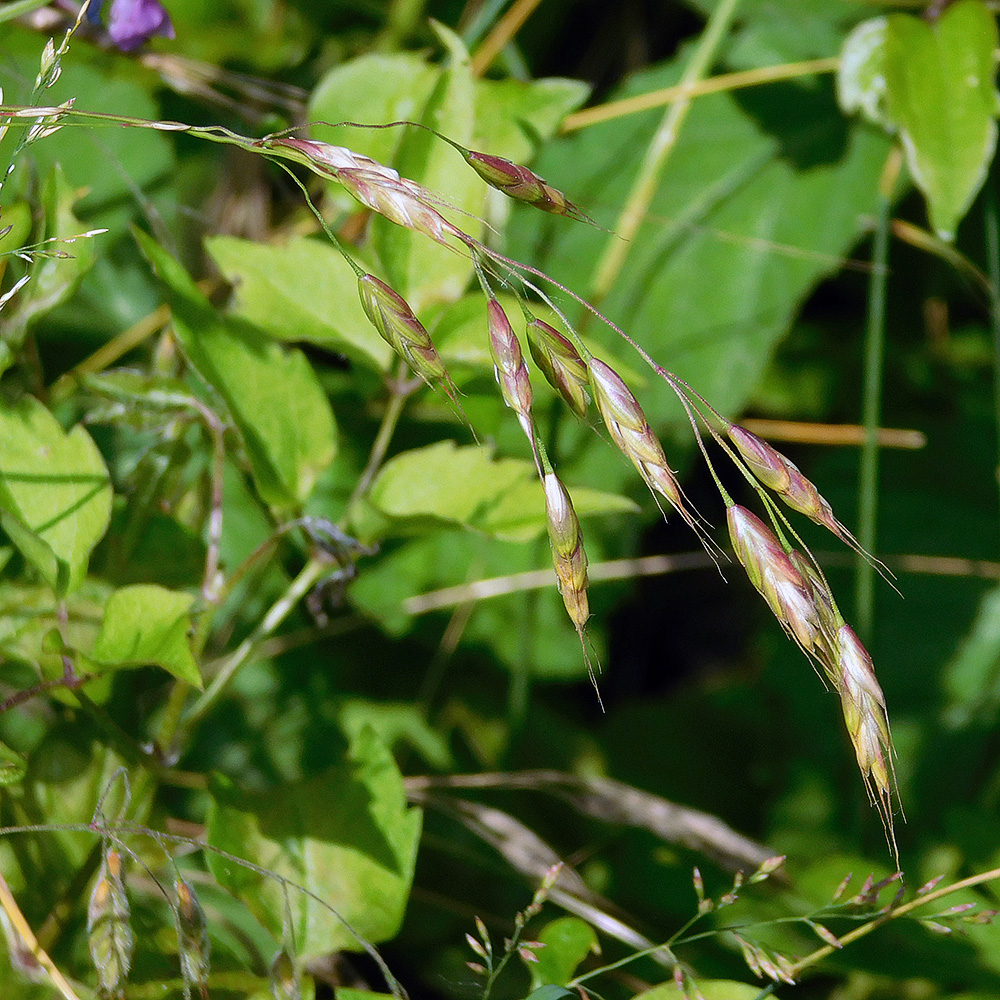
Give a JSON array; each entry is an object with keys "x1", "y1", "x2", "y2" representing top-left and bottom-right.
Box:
[{"x1": 86, "y1": 0, "x2": 175, "y2": 52}]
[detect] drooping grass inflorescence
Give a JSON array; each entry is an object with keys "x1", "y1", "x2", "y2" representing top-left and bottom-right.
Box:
[{"x1": 0, "y1": 92, "x2": 899, "y2": 841}]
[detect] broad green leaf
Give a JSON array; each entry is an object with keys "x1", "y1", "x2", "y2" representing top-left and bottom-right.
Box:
[
  {"x1": 0, "y1": 201, "x2": 32, "y2": 258},
  {"x1": 136, "y1": 231, "x2": 337, "y2": 510},
  {"x1": 364, "y1": 440, "x2": 532, "y2": 531},
  {"x1": 940, "y1": 585, "x2": 1000, "y2": 728},
  {"x1": 885, "y1": 0, "x2": 1000, "y2": 239},
  {"x1": 837, "y1": 17, "x2": 890, "y2": 127},
  {"x1": 91, "y1": 584, "x2": 201, "y2": 686},
  {"x1": 338, "y1": 699, "x2": 453, "y2": 769},
  {"x1": 206, "y1": 727, "x2": 422, "y2": 957},
  {"x1": 529, "y1": 917, "x2": 599, "y2": 988},
  {"x1": 371, "y1": 23, "x2": 480, "y2": 313},
  {"x1": 206, "y1": 235, "x2": 392, "y2": 370},
  {"x1": 0, "y1": 579, "x2": 113, "y2": 703},
  {"x1": 0, "y1": 395, "x2": 111, "y2": 594},
  {"x1": 473, "y1": 77, "x2": 591, "y2": 162}
]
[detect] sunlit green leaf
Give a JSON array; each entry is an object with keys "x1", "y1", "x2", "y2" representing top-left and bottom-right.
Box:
[
  {"x1": 371, "y1": 23, "x2": 480, "y2": 313},
  {"x1": 206, "y1": 727, "x2": 422, "y2": 957},
  {"x1": 0, "y1": 395, "x2": 111, "y2": 594},
  {"x1": 529, "y1": 917, "x2": 599, "y2": 988},
  {"x1": 91, "y1": 584, "x2": 201, "y2": 686},
  {"x1": 206, "y1": 235, "x2": 393, "y2": 370},
  {"x1": 136, "y1": 231, "x2": 338, "y2": 510}
]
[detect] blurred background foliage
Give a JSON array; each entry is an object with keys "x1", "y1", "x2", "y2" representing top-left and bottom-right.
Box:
[{"x1": 1, "y1": 1, "x2": 1000, "y2": 998}]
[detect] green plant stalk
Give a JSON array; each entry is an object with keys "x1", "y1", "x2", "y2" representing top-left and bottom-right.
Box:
[
  {"x1": 855, "y1": 163, "x2": 894, "y2": 640},
  {"x1": 589, "y1": 0, "x2": 742, "y2": 305},
  {"x1": 182, "y1": 555, "x2": 332, "y2": 729},
  {"x1": 751, "y1": 865, "x2": 1000, "y2": 999},
  {"x1": 986, "y1": 185, "x2": 1000, "y2": 555}
]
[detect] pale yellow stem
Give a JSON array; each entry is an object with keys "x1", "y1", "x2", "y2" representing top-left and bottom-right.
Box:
[
  {"x1": 0, "y1": 873, "x2": 88, "y2": 1000},
  {"x1": 741, "y1": 418, "x2": 926, "y2": 450},
  {"x1": 563, "y1": 57, "x2": 840, "y2": 133},
  {"x1": 470, "y1": 0, "x2": 544, "y2": 77}
]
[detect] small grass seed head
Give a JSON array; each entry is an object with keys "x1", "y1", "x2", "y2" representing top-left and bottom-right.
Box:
[
  {"x1": 543, "y1": 472, "x2": 589, "y2": 633},
  {"x1": 525, "y1": 317, "x2": 590, "y2": 419},
  {"x1": 262, "y1": 137, "x2": 402, "y2": 184},
  {"x1": 175, "y1": 877, "x2": 211, "y2": 994},
  {"x1": 87, "y1": 848, "x2": 133, "y2": 999},
  {"x1": 588, "y1": 358, "x2": 687, "y2": 513},
  {"x1": 727, "y1": 425, "x2": 844, "y2": 539},
  {"x1": 487, "y1": 298, "x2": 533, "y2": 440},
  {"x1": 727, "y1": 505, "x2": 822, "y2": 653},
  {"x1": 461, "y1": 149, "x2": 591, "y2": 222},
  {"x1": 835, "y1": 623, "x2": 892, "y2": 799},
  {"x1": 337, "y1": 168, "x2": 465, "y2": 248},
  {"x1": 358, "y1": 274, "x2": 448, "y2": 384}
]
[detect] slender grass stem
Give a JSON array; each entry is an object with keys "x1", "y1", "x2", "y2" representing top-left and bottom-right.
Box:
[
  {"x1": 589, "y1": 0, "x2": 743, "y2": 306},
  {"x1": 985, "y1": 185, "x2": 1000, "y2": 553},
  {"x1": 855, "y1": 150, "x2": 899, "y2": 639},
  {"x1": 183, "y1": 555, "x2": 332, "y2": 728},
  {"x1": 563, "y1": 57, "x2": 839, "y2": 133}
]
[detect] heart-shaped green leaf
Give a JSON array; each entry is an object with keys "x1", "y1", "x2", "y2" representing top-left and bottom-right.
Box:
[{"x1": 884, "y1": 0, "x2": 1000, "y2": 239}]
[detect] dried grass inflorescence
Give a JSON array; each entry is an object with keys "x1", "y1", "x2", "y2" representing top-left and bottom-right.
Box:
[
  {"x1": 87, "y1": 848, "x2": 133, "y2": 999},
  {"x1": 727, "y1": 424, "x2": 855, "y2": 545},
  {"x1": 458, "y1": 147, "x2": 593, "y2": 222},
  {"x1": 727, "y1": 503, "x2": 895, "y2": 841}
]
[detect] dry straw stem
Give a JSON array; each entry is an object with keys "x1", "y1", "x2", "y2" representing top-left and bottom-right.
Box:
[
  {"x1": 470, "y1": 0, "x2": 545, "y2": 77},
  {"x1": 0, "y1": 872, "x2": 85, "y2": 1000},
  {"x1": 562, "y1": 57, "x2": 840, "y2": 132}
]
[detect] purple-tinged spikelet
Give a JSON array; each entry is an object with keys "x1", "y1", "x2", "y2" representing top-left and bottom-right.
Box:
[
  {"x1": 727, "y1": 425, "x2": 848, "y2": 541},
  {"x1": 259, "y1": 137, "x2": 466, "y2": 249},
  {"x1": 525, "y1": 317, "x2": 590, "y2": 419},
  {"x1": 543, "y1": 472, "x2": 589, "y2": 634},
  {"x1": 835, "y1": 624, "x2": 893, "y2": 802},
  {"x1": 727, "y1": 505, "x2": 822, "y2": 654},
  {"x1": 589, "y1": 358, "x2": 701, "y2": 533},
  {"x1": 358, "y1": 274, "x2": 449, "y2": 384},
  {"x1": 487, "y1": 298, "x2": 534, "y2": 443},
  {"x1": 461, "y1": 148, "x2": 592, "y2": 223}
]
